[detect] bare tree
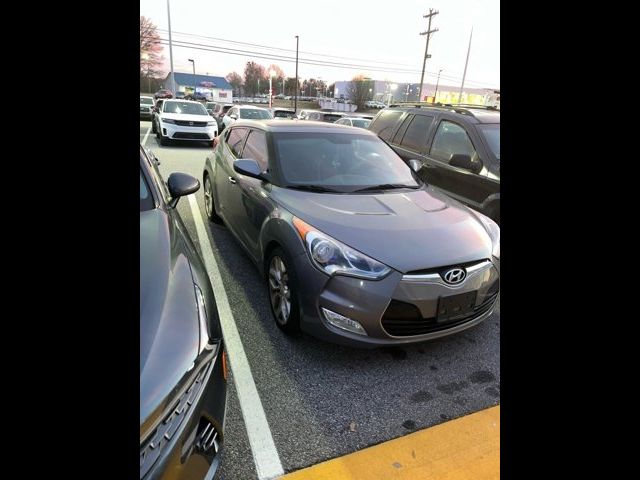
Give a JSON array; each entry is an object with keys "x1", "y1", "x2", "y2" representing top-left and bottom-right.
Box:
[
  {"x1": 244, "y1": 62, "x2": 266, "y2": 96},
  {"x1": 348, "y1": 75, "x2": 373, "y2": 110},
  {"x1": 140, "y1": 16, "x2": 164, "y2": 91},
  {"x1": 225, "y1": 72, "x2": 243, "y2": 96}
]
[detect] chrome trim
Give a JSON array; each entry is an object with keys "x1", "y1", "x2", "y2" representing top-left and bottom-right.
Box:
[{"x1": 402, "y1": 260, "x2": 492, "y2": 285}]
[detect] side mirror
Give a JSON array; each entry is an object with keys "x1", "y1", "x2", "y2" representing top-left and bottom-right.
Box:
[
  {"x1": 233, "y1": 159, "x2": 264, "y2": 180},
  {"x1": 167, "y1": 172, "x2": 200, "y2": 207},
  {"x1": 407, "y1": 159, "x2": 422, "y2": 173},
  {"x1": 229, "y1": 113, "x2": 238, "y2": 120},
  {"x1": 449, "y1": 153, "x2": 481, "y2": 173}
]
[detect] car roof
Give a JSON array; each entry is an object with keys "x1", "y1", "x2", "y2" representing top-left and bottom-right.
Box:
[
  {"x1": 140, "y1": 96, "x2": 154, "y2": 100},
  {"x1": 386, "y1": 104, "x2": 500, "y2": 124},
  {"x1": 230, "y1": 119, "x2": 378, "y2": 134},
  {"x1": 236, "y1": 105, "x2": 270, "y2": 110},
  {"x1": 341, "y1": 116, "x2": 370, "y2": 120}
]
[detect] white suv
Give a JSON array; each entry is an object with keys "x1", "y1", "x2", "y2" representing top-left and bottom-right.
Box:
[
  {"x1": 152, "y1": 99, "x2": 218, "y2": 146},
  {"x1": 222, "y1": 105, "x2": 273, "y2": 129}
]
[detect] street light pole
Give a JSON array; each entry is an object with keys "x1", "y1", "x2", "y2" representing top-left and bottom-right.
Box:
[
  {"x1": 434, "y1": 69, "x2": 443, "y2": 103},
  {"x1": 188, "y1": 59, "x2": 195, "y2": 97},
  {"x1": 166, "y1": 0, "x2": 176, "y2": 93},
  {"x1": 294, "y1": 35, "x2": 299, "y2": 114},
  {"x1": 269, "y1": 69, "x2": 275, "y2": 108}
]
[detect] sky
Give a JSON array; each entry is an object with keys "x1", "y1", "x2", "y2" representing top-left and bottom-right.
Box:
[{"x1": 140, "y1": 0, "x2": 499, "y2": 90}]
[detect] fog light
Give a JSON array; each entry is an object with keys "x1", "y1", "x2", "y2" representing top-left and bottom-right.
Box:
[{"x1": 321, "y1": 308, "x2": 367, "y2": 336}]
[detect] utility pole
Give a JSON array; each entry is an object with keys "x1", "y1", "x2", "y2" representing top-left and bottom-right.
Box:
[
  {"x1": 166, "y1": 0, "x2": 176, "y2": 93},
  {"x1": 458, "y1": 27, "x2": 473, "y2": 104},
  {"x1": 294, "y1": 35, "x2": 299, "y2": 113},
  {"x1": 418, "y1": 8, "x2": 439, "y2": 102}
]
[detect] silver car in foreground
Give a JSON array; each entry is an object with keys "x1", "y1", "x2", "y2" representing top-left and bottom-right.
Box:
[{"x1": 202, "y1": 120, "x2": 499, "y2": 347}]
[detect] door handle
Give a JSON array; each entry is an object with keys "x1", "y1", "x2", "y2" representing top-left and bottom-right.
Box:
[{"x1": 228, "y1": 176, "x2": 237, "y2": 184}]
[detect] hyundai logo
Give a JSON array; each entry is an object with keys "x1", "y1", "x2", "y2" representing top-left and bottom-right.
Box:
[{"x1": 442, "y1": 268, "x2": 466, "y2": 285}]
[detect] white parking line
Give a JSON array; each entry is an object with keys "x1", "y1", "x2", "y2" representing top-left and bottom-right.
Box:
[
  {"x1": 142, "y1": 125, "x2": 152, "y2": 146},
  {"x1": 187, "y1": 194, "x2": 284, "y2": 480}
]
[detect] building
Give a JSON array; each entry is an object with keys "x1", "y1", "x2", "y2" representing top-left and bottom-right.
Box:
[
  {"x1": 162, "y1": 72, "x2": 233, "y2": 102},
  {"x1": 333, "y1": 79, "x2": 499, "y2": 106}
]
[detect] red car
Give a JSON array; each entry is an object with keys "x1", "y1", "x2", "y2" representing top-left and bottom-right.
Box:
[{"x1": 153, "y1": 89, "x2": 173, "y2": 100}]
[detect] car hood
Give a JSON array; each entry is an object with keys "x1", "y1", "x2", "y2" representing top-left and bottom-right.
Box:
[
  {"x1": 270, "y1": 186, "x2": 495, "y2": 273},
  {"x1": 161, "y1": 113, "x2": 211, "y2": 122},
  {"x1": 140, "y1": 209, "x2": 200, "y2": 426}
]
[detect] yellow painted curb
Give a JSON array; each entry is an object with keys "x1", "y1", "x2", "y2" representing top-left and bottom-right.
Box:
[{"x1": 280, "y1": 405, "x2": 499, "y2": 480}]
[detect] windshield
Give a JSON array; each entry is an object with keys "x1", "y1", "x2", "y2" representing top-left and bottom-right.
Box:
[
  {"x1": 240, "y1": 108, "x2": 273, "y2": 120},
  {"x1": 140, "y1": 97, "x2": 154, "y2": 105},
  {"x1": 140, "y1": 169, "x2": 155, "y2": 211},
  {"x1": 272, "y1": 132, "x2": 420, "y2": 192},
  {"x1": 274, "y1": 110, "x2": 294, "y2": 118},
  {"x1": 163, "y1": 101, "x2": 208, "y2": 115},
  {"x1": 477, "y1": 124, "x2": 500, "y2": 160}
]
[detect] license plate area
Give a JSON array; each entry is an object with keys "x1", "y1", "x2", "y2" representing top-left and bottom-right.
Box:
[{"x1": 437, "y1": 291, "x2": 477, "y2": 322}]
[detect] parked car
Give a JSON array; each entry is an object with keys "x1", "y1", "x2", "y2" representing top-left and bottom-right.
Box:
[
  {"x1": 152, "y1": 99, "x2": 218, "y2": 146},
  {"x1": 270, "y1": 107, "x2": 296, "y2": 119},
  {"x1": 201, "y1": 120, "x2": 500, "y2": 347},
  {"x1": 175, "y1": 91, "x2": 186, "y2": 99},
  {"x1": 207, "y1": 102, "x2": 234, "y2": 130},
  {"x1": 369, "y1": 105, "x2": 500, "y2": 224},
  {"x1": 140, "y1": 95, "x2": 155, "y2": 120},
  {"x1": 334, "y1": 116, "x2": 371, "y2": 129},
  {"x1": 222, "y1": 105, "x2": 272, "y2": 129},
  {"x1": 140, "y1": 145, "x2": 227, "y2": 479},
  {"x1": 154, "y1": 89, "x2": 174, "y2": 100},
  {"x1": 297, "y1": 109, "x2": 316, "y2": 120}
]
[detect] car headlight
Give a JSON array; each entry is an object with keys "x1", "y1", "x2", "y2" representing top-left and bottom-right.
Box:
[
  {"x1": 476, "y1": 212, "x2": 500, "y2": 259},
  {"x1": 162, "y1": 118, "x2": 175, "y2": 124},
  {"x1": 206, "y1": 121, "x2": 216, "y2": 126},
  {"x1": 293, "y1": 217, "x2": 391, "y2": 280}
]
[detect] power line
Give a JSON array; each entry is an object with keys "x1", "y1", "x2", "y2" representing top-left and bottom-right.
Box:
[
  {"x1": 158, "y1": 28, "x2": 418, "y2": 68},
  {"x1": 157, "y1": 37, "x2": 496, "y2": 88}
]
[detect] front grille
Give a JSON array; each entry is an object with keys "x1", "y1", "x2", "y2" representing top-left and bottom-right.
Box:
[
  {"x1": 405, "y1": 259, "x2": 489, "y2": 276},
  {"x1": 140, "y1": 362, "x2": 211, "y2": 478},
  {"x1": 381, "y1": 292, "x2": 498, "y2": 337},
  {"x1": 140, "y1": 106, "x2": 151, "y2": 112},
  {"x1": 172, "y1": 132, "x2": 210, "y2": 139},
  {"x1": 173, "y1": 120, "x2": 208, "y2": 126}
]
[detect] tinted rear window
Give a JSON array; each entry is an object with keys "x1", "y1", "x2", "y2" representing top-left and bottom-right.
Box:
[
  {"x1": 369, "y1": 110, "x2": 404, "y2": 141},
  {"x1": 400, "y1": 114, "x2": 434, "y2": 152}
]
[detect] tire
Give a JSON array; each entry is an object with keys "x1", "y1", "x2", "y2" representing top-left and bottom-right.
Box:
[
  {"x1": 266, "y1": 247, "x2": 301, "y2": 334},
  {"x1": 158, "y1": 129, "x2": 169, "y2": 146},
  {"x1": 203, "y1": 173, "x2": 223, "y2": 224}
]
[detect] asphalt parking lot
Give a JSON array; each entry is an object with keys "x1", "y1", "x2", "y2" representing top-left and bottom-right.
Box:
[{"x1": 140, "y1": 121, "x2": 500, "y2": 479}]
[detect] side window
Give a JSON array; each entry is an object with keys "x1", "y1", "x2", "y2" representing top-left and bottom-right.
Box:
[
  {"x1": 392, "y1": 114, "x2": 413, "y2": 144},
  {"x1": 399, "y1": 114, "x2": 434, "y2": 152},
  {"x1": 243, "y1": 130, "x2": 269, "y2": 172},
  {"x1": 430, "y1": 121, "x2": 476, "y2": 162},
  {"x1": 226, "y1": 128, "x2": 248, "y2": 158},
  {"x1": 369, "y1": 110, "x2": 404, "y2": 141}
]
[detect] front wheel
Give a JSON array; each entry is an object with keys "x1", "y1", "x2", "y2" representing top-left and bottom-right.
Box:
[
  {"x1": 203, "y1": 174, "x2": 223, "y2": 224},
  {"x1": 267, "y1": 248, "x2": 300, "y2": 334}
]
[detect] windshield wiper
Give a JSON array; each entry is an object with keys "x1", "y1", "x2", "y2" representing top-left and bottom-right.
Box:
[
  {"x1": 286, "y1": 184, "x2": 343, "y2": 193},
  {"x1": 353, "y1": 183, "x2": 420, "y2": 192}
]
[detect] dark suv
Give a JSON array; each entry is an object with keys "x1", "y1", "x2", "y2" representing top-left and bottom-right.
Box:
[{"x1": 369, "y1": 105, "x2": 500, "y2": 223}]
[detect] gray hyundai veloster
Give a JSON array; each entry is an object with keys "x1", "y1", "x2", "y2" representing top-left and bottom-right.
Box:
[{"x1": 202, "y1": 120, "x2": 499, "y2": 347}]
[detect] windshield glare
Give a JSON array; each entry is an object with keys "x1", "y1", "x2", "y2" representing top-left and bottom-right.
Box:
[
  {"x1": 272, "y1": 132, "x2": 419, "y2": 192},
  {"x1": 477, "y1": 124, "x2": 500, "y2": 160},
  {"x1": 163, "y1": 101, "x2": 208, "y2": 115},
  {"x1": 240, "y1": 109, "x2": 273, "y2": 120}
]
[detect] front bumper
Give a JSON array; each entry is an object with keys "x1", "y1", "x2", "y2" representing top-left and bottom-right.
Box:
[
  {"x1": 161, "y1": 122, "x2": 218, "y2": 141},
  {"x1": 140, "y1": 343, "x2": 227, "y2": 480},
  {"x1": 294, "y1": 254, "x2": 500, "y2": 347}
]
